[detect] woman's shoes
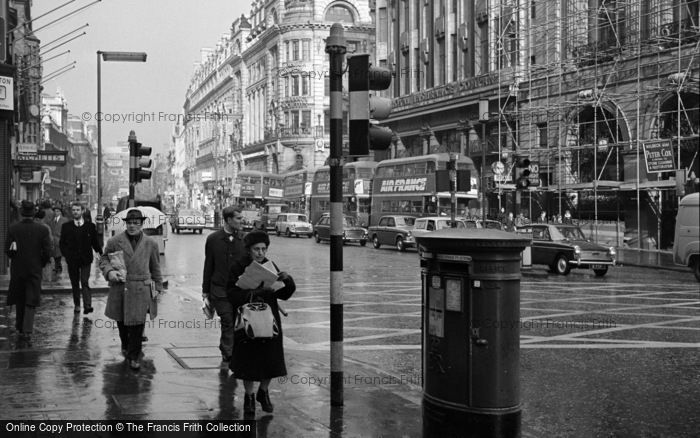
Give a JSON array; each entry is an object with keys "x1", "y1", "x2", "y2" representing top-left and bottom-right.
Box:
[
  {"x1": 256, "y1": 388, "x2": 274, "y2": 413},
  {"x1": 244, "y1": 393, "x2": 256, "y2": 415}
]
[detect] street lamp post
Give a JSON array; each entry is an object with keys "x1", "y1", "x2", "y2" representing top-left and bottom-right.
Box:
[
  {"x1": 96, "y1": 51, "x2": 147, "y2": 211},
  {"x1": 479, "y1": 99, "x2": 489, "y2": 220}
]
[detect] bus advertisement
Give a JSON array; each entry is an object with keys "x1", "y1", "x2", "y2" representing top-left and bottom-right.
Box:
[
  {"x1": 369, "y1": 153, "x2": 479, "y2": 226},
  {"x1": 309, "y1": 161, "x2": 377, "y2": 226},
  {"x1": 282, "y1": 169, "x2": 313, "y2": 216}
]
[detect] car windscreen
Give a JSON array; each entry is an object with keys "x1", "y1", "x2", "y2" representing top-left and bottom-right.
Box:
[
  {"x1": 553, "y1": 226, "x2": 586, "y2": 241},
  {"x1": 484, "y1": 221, "x2": 502, "y2": 229},
  {"x1": 437, "y1": 220, "x2": 465, "y2": 229},
  {"x1": 288, "y1": 214, "x2": 307, "y2": 222},
  {"x1": 344, "y1": 217, "x2": 358, "y2": 227},
  {"x1": 396, "y1": 217, "x2": 415, "y2": 226}
]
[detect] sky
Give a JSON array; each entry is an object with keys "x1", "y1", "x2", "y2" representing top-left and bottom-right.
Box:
[{"x1": 34, "y1": 0, "x2": 247, "y2": 155}]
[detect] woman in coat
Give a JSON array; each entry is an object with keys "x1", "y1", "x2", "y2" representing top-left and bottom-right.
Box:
[
  {"x1": 99, "y1": 209, "x2": 163, "y2": 370},
  {"x1": 227, "y1": 230, "x2": 295, "y2": 416}
]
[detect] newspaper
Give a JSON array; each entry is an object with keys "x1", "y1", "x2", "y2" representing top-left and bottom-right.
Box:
[
  {"x1": 108, "y1": 251, "x2": 127, "y2": 279},
  {"x1": 235, "y1": 260, "x2": 285, "y2": 291}
]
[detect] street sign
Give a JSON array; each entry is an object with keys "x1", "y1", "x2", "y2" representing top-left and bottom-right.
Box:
[
  {"x1": 0, "y1": 75, "x2": 14, "y2": 111},
  {"x1": 14, "y1": 150, "x2": 68, "y2": 167}
]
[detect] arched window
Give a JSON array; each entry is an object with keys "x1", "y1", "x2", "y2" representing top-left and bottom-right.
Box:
[{"x1": 325, "y1": 4, "x2": 355, "y2": 24}]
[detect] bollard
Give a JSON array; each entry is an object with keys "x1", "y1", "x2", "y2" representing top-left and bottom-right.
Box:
[{"x1": 416, "y1": 228, "x2": 530, "y2": 438}]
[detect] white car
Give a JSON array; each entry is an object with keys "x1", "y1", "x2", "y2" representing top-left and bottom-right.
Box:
[
  {"x1": 412, "y1": 216, "x2": 467, "y2": 239},
  {"x1": 275, "y1": 213, "x2": 314, "y2": 238}
]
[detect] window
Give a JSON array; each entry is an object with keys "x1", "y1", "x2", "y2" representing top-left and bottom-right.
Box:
[
  {"x1": 324, "y1": 110, "x2": 330, "y2": 134},
  {"x1": 451, "y1": 33, "x2": 457, "y2": 82},
  {"x1": 292, "y1": 75, "x2": 300, "y2": 96},
  {"x1": 292, "y1": 40, "x2": 299, "y2": 60},
  {"x1": 437, "y1": 39, "x2": 445, "y2": 84},
  {"x1": 479, "y1": 20, "x2": 489, "y2": 74},
  {"x1": 538, "y1": 123, "x2": 548, "y2": 148},
  {"x1": 302, "y1": 39, "x2": 310, "y2": 60},
  {"x1": 325, "y1": 5, "x2": 355, "y2": 24},
  {"x1": 302, "y1": 110, "x2": 311, "y2": 132},
  {"x1": 302, "y1": 75, "x2": 310, "y2": 95},
  {"x1": 292, "y1": 111, "x2": 300, "y2": 131},
  {"x1": 378, "y1": 8, "x2": 388, "y2": 43},
  {"x1": 347, "y1": 41, "x2": 358, "y2": 53}
]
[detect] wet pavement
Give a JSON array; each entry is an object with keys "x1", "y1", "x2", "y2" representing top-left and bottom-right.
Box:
[{"x1": 1, "y1": 230, "x2": 699, "y2": 436}]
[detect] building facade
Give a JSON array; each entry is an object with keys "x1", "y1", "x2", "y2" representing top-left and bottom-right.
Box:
[
  {"x1": 181, "y1": 0, "x2": 375, "y2": 209},
  {"x1": 376, "y1": 0, "x2": 699, "y2": 252}
]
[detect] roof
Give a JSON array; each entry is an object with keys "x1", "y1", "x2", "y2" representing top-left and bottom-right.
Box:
[{"x1": 680, "y1": 192, "x2": 699, "y2": 206}]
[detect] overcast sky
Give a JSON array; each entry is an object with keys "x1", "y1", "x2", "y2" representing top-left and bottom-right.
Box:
[{"x1": 34, "y1": 0, "x2": 247, "y2": 154}]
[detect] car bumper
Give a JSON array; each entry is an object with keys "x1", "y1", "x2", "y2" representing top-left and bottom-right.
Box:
[{"x1": 570, "y1": 259, "x2": 616, "y2": 267}]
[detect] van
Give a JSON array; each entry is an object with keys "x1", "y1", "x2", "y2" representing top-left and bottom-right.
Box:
[{"x1": 673, "y1": 193, "x2": 699, "y2": 281}]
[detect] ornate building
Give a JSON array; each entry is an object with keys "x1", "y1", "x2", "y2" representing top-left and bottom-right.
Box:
[
  {"x1": 375, "y1": 0, "x2": 699, "y2": 252},
  {"x1": 181, "y1": 0, "x2": 375, "y2": 208}
]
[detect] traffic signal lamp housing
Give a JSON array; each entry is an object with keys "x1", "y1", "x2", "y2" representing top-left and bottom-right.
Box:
[
  {"x1": 515, "y1": 158, "x2": 531, "y2": 189},
  {"x1": 348, "y1": 54, "x2": 393, "y2": 156},
  {"x1": 129, "y1": 130, "x2": 152, "y2": 184},
  {"x1": 75, "y1": 179, "x2": 83, "y2": 195}
]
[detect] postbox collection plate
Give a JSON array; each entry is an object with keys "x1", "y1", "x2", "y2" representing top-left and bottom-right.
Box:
[
  {"x1": 428, "y1": 287, "x2": 445, "y2": 338},
  {"x1": 445, "y1": 278, "x2": 462, "y2": 312}
]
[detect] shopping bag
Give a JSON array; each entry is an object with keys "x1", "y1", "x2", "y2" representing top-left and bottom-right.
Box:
[{"x1": 234, "y1": 301, "x2": 279, "y2": 340}]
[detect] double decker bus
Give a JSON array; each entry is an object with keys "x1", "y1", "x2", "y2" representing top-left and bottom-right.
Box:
[
  {"x1": 309, "y1": 161, "x2": 377, "y2": 226},
  {"x1": 369, "y1": 153, "x2": 479, "y2": 226},
  {"x1": 233, "y1": 170, "x2": 287, "y2": 230},
  {"x1": 281, "y1": 169, "x2": 313, "y2": 215}
]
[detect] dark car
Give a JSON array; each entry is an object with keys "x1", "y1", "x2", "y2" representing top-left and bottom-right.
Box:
[
  {"x1": 367, "y1": 215, "x2": 416, "y2": 251},
  {"x1": 314, "y1": 214, "x2": 368, "y2": 246},
  {"x1": 519, "y1": 224, "x2": 617, "y2": 276}
]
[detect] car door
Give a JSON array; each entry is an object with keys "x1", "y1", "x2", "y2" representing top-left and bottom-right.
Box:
[
  {"x1": 529, "y1": 226, "x2": 547, "y2": 265},
  {"x1": 383, "y1": 217, "x2": 396, "y2": 244}
]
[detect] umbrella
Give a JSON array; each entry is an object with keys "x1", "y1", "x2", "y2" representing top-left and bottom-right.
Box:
[{"x1": 108, "y1": 206, "x2": 168, "y2": 235}]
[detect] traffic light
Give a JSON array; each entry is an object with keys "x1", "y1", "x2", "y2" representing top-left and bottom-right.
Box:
[
  {"x1": 515, "y1": 158, "x2": 531, "y2": 189},
  {"x1": 75, "y1": 179, "x2": 83, "y2": 195},
  {"x1": 348, "y1": 53, "x2": 393, "y2": 156},
  {"x1": 129, "y1": 130, "x2": 152, "y2": 184}
]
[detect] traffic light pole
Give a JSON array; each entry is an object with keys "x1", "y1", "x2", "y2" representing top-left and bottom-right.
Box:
[{"x1": 326, "y1": 23, "x2": 346, "y2": 407}]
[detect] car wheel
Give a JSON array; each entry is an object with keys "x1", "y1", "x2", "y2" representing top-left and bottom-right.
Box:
[
  {"x1": 553, "y1": 254, "x2": 571, "y2": 275},
  {"x1": 176, "y1": 228, "x2": 180, "y2": 234},
  {"x1": 199, "y1": 229, "x2": 203, "y2": 234},
  {"x1": 276, "y1": 229, "x2": 281, "y2": 236},
  {"x1": 315, "y1": 232, "x2": 321, "y2": 243},
  {"x1": 372, "y1": 235, "x2": 381, "y2": 249},
  {"x1": 396, "y1": 237, "x2": 405, "y2": 252},
  {"x1": 286, "y1": 229, "x2": 291, "y2": 237},
  {"x1": 360, "y1": 240, "x2": 367, "y2": 247},
  {"x1": 307, "y1": 233, "x2": 313, "y2": 239},
  {"x1": 692, "y1": 256, "x2": 700, "y2": 282},
  {"x1": 593, "y1": 267, "x2": 609, "y2": 277}
]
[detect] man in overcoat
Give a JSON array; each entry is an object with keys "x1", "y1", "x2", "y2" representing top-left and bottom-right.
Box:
[
  {"x1": 4, "y1": 201, "x2": 52, "y2": 346},
  {"x1": 49, "y1": 205, "x2": 69, "y2": 275},
  {"x1": 202, "y1": 205, "x2": 247, "y2": 371},
  {"x1": 99, "y1": 209, "x2": 163, "y2": 370},
  {"x1": 60, "y1": 201, "x2": 103, "y2": 313}
]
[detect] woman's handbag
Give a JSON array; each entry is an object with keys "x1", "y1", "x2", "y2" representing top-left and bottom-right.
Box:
[{"x1": 235, "y1": 295, "x2": 279, "y2": 340}]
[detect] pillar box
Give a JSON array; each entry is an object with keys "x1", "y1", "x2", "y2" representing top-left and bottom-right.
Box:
[{"x1": 416, "y1": 228, "x2": 530, "y2": 437}]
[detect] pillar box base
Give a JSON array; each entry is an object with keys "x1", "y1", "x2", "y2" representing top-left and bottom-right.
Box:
[{"x1": 423, "y1": 397, "x2": 521, "y2": 438}]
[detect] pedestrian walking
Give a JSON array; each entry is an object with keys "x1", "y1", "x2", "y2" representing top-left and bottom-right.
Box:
[
  {"x1": 34, "y1": 209, "x2": 55, "y2": 282},
  {"x1": 202, "y1": 206, "x2": 247, "y2": 372},
  {"x1": 227, "y1": 230, "x2": 296, "y2": 416},
  {"x1": 503, "y1": 212, "x2": 516, "y2": 232},
  {"x1": 4, "y1": 201, "x2": 52, "y2": 347},
  {"x1": 99, "y1": 209, "x2": 163, "y2": 370},
  {"x1": 60, "y1": 202, "x2": 103, "y2": 314},
  {"x1": 49, "y1": 205, "x2": 69, "y2": 275}
]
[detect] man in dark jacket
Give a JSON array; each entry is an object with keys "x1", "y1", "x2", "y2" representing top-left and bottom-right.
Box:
[
  {"x1": 60, "y1": 201, "x2": 103, "y2": 314},
  {"x1": 202, "y1": 206, "x2": 247, "y2": 371},
  {"x1": 4, "y1": 201, "x2": 52, "y2": 347}
]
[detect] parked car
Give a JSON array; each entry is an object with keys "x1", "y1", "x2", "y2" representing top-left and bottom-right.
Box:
[
  {"x1": 253, "y1": 203, "x2": 286, "y2": 232},
  {"x1": 412, "y1": 217, "x2": 467, "y2": 239},
  {"x1": 172, "y1": 208, "x2": 206, "y2": 234},
  {"x1": 462, "y1": 218, "x2": 505, "y2": 230},
  {"x1": 240, "y1": 209, "x2": 260, "y2": 231},
  {"x1": 673, "y1": 192, "x2": 699, "y2": 282},
  {"x1": 276, "y1": 213, "x2": 313, "y2": 238},
  {"x1": 368, "y1": 215, "x2": 416, "y2": 252},
  {"x1": 314, "y1": 214, "x2": 368, "y2": 246},
  {"x1": 518, "y1": 224, "x2": 616, "y2": 276}
]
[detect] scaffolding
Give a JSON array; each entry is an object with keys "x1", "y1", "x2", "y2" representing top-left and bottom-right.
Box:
[{"x1": 489, "y1": 0, "x2": 699, "y2": 251}]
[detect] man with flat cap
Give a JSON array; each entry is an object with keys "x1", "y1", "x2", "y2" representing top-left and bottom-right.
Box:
[
  {"x1": 4, "y1": 201, "x2": 52, "y2": 347},
  {"x1": 99, "y1": 209, "x2": 163, "y2": 370}
]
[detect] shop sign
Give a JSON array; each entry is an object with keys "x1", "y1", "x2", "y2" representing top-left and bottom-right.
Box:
[
  {"x1": 15, "y1": 150, "x2": 67, "y2": 167},
  {"x1": 393, "y1": 72, "x2": 502, "y2": 110},
  {"x1": 0, "y1": 75, "x2": 14, "y2": 111},
  {"x1": 643, "y1": 140, "x2": 675, "y2": 173}
]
